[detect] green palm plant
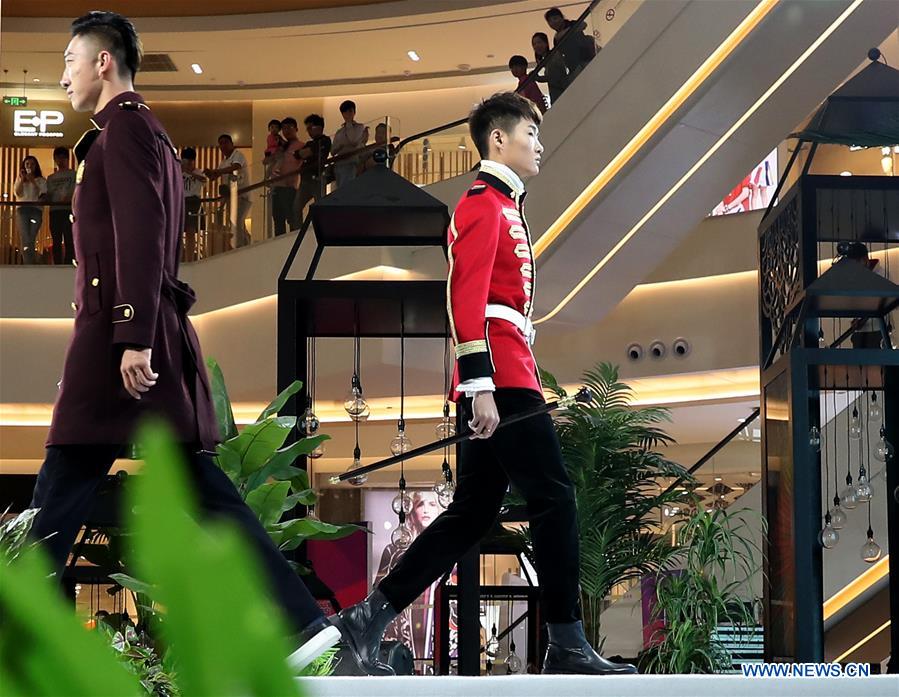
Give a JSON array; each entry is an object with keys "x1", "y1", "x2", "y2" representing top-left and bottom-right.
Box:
[
  {"x1": 639, "y1": 506, "x2": 765, "y2": 674},
  {"x1": 509, "y1": 363, "x2": 693, "y2": 648}
]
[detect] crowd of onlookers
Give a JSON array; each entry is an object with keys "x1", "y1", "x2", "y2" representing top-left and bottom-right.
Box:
[{"x1": 8, "y1": 6, "x2": 595, "y2": 263}]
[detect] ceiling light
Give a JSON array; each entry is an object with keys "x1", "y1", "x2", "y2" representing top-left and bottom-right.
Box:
[
  {"x1": 407, "y1": 50, "x2": 421, "y2": 62},
  {"x1": 191, "y1": 63, "x2": 203, "y2": 74},
  {"x1": 714, "y1": 476, "x2": 723, "y2": 482},
  {"x1": 457, "y1": 63, "x2": 471, "y2": 72},
  {"x1": 458, "y1": 138, "x2": 467, "y2": 150},
  {"x1": 840, "y1": 171, "x2": 852, "y2": 176},
  {"x1": 32, "y1": 78, "x2": 40, "y2": 83}
]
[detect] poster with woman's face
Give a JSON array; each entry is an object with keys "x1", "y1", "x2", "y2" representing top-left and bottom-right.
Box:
[
  {"x1": 711, "y1": 149, "x2": 777, "y2": 216},
  {"x1": 364, "y1": 490, "x2": 445, "y2": 668}
]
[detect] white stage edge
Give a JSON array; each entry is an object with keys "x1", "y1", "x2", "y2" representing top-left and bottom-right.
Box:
[{"x1": 299, "y1": 674, "x2": 899, "y2": 697}]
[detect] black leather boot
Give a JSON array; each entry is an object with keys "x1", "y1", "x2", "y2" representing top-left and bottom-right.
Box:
[
  {"x1": 329, "y1": 588, "x2": 397, "y2": 676},
  {"x1": 542, "y1": 621, "x2": 638, "y2": 675}
]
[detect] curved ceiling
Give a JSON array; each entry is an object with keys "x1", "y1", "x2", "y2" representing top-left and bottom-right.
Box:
[
  {"x1": 3, "y1": 1, "x2": 394, "y2": 18},
  {"x1": 1, "y1": 0, "x2": 578, "y2": 100}
]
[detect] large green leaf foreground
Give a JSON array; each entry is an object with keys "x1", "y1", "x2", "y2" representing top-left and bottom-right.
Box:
[{"x1": 0, "y1": 420, "x2": 303, "y2": 697}]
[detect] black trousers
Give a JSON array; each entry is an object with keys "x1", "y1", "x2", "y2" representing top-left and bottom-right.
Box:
[
  {"x1": 378, "y1": 388, "x2": 580, "y2": 624},
  {"x1": 29, "y1": 444, "x2": 324, "y2": 634},
  {"x1": 271, "y1": 186, "x2": 299, "y2": 236},
  {"x1": 49, "y1": 209, "x2": 74, "y2": 265}
]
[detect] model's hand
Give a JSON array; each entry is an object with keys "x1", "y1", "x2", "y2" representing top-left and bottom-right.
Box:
[
  {"x1": 120, "y1": 348, "x2": 158, "y2": 400},
  {"x1": 469, "y1": 392, "x2": 499, "y2": 439}
]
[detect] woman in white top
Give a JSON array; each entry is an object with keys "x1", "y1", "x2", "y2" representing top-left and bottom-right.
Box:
[{"x1": 13, "y1": 155, "x2": 48, "y2": 264}]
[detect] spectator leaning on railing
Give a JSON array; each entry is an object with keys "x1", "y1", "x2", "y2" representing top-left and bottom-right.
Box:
[
  {"x1": 331, "y1": 100, "x2": 369, "y2": 189},
  {"x1": 181, "y1": 147, "x2": 208, "y2": 260},
  {"x1": 358, "y1": 122, "x2": 395, "y2": 175},
  {"x1": 46, "y1": 146, "x2": 77, "y2": 265},
  {"x1": 205, "y1": 134, "x2": 251, "y2": 248},
  {"x1": 544, "y1": 6, "x2": 597, "y2": 80},
  {"x1": 13, "y1": 155, "x2": 47, "y2": 265},
  {"x1": 294, "y1": 113, "x2": 332, "y2": 221},
  {"x1": 271, "y1": 116, "x2": 303, "y2": 236}
]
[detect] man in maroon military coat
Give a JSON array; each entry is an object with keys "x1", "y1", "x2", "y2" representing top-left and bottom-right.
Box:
[{"x1": 28, "y1": 11, "x2": 382, "y2": 675}]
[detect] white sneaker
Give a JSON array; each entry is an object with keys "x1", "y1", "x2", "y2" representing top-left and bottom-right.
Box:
[{"x1": 287, "y1": 624, "x2": 341, "y2": 673}]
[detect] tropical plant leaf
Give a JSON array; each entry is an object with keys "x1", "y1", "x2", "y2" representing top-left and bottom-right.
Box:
[
  {"x1": 243, "y1": 436, "x2": 329, "y2": 493},
  {"x1": 206, "y1": 358, "x2": 238, "y2": 441},
  {"x1": 274, "y1": 518, "x2": 362, "y2": 551},
  {"x1": 110, "y1": 573, "x2": 156, "y2": 597},
  {"x1": 229, "y1": 417, "x2": 296, "y2": 476},
  {"x1": 245, "y1": 481, "x2": 292, "y2": 528},
  {"x1": 257, "y1": 380, "x2": 303, "y2": 422}
]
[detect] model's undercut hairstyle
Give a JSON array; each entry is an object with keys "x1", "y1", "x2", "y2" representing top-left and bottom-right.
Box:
[
  {"x1": 468, "y1": 92, "x2": 542, "y2": 159},
  {"x1": 508, "y1": 55, "x2": 529, "y2": 70},
  {"x1": 71, "y1": 11, "x2": 143, "y2": 80}
]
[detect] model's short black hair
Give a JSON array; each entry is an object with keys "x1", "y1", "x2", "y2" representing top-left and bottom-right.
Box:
[
  {"x1": 181, "y1": 147, "x2": 197, "y2": 161},
  {"x1": 218, "y1": 133, "x2": 233, "y2": 143},
  {"x1": 544, "y1": 7, "x2": 564, "y2": 21},
  {"x1": 53, "y1": 146, "x2": 70, "y2": 160},
  {"x1": 508, "y1": 55, "x2": 529, "y2": 70},
  {"x1": 339, "y1": 100, "x2": 356, "y2": 114},
  {"x1": 304, "y1": 113, "x2": 325, "y2": 129},
  {"x1": 281, "y1": 117, "x2": 298, "y2": 128},
  {"x1": 468, "y1": 92, "x2": 542, "y2": 159},
  {"x1": 71, "y1": 11, "x2": 142, "y2": 80},
  {"x1": 268, "y1": 119, "x2": 281, "y2": 128}
]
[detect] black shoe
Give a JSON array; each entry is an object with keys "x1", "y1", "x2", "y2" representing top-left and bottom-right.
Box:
[
  {"x1": 330, "y1": 592, "x2": 396, "y2": 676},
  {"x1": 542, "y1": 643, "x2": 638, "y2": 675},
  {"x1": 286, "y1": 618, "x2": 341, "y2": 674}
]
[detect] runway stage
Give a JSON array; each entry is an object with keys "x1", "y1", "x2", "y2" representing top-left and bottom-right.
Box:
[{"x1": 299, "y1": 674, "x2": 899, "y2": 697}]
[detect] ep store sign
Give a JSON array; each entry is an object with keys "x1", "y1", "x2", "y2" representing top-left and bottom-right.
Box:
[{"x1": 13, "y1": 109, "x2": 65, "y2": 138}]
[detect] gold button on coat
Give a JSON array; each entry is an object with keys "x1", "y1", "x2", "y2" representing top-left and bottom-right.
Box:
[
  {"x1": 72, "y1": 259, "x2": 78, "y2": 267},
  {"x1": 69, "y1": 214, "x2": 75, "y2": 224},
  {"x1": 71, "y1": 302, "x2": 77, "y2": 311},
  {"x1": 91, "y1": 277, "x2": 99, "y2": 287},
  {"x1": 123, "y1": 308, "x2": 132, "y2": 318}
]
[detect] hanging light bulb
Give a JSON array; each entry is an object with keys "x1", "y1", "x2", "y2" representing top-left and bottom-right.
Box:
[
  {"x1": 873, "y1": 426, "x2": 894, "y2": 462},
  {"x1": 346, "y1": 447, "x2": 367, "y2": 486},
  {"x1": 867, "y1": 393, "x2": 881, "y2": 421},
  {"x1": 861, "y1": 528, "x2": 882, "y2": 563},
  {"x1": 848, "y1": 407, "x2": 862, "y2": 439},
  {"x1": 841, "y1": 474, "x2": 858, "y2": 509},
  {"x1": 829, "y1": 498, "x2": 847, "y2": 530},
  {"x1": 436, "y1": 417, "x2": 457, "y2": 439},
  {"x1": 817, "y1": 327, "x2": 825, "y2": 348},
  {"x1": 391, "y1": 491, "x2": 414, "y2": 516},
  {"x1": 391, "y1": 522, "x2": 413, "y2": 550},
  {"x1": 808, "y1": 426, "x2": 821, "y2": 451},
  {"x1": 855, "y1": 468, "x2": 872, "y2": 503},
  {"x1": 485, "y1": 625, "x2": 500, "y2": 658},
  {"x1": 343, "y1": 375, "x2": 370, "y2": 421},
  {"x1": 389, "y1": 423, "x2": 413, "y2": 456},
  {"x1": 504, "y1": 649, "x2": 523, "y2": 674},
  {"x1": 308, "y1": 441, "x2": 325, "y2": 459},
  {"x1": 301, "y1": 406, "x2": 320, "y2": 436},
  {"x1": 819, "y1": 512, "x2": 839, "y2": 549}
]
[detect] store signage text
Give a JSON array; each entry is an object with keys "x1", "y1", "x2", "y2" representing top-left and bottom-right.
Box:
[{"x1": 13, "y1": 109, "x2": 65, "y2": 138}]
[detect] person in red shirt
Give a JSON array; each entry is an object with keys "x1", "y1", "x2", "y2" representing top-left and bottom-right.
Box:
[
  {"x1": 509, "y1": 54, "x2": 547, "y2": 113},
  {"x1": 332, "y1": 92, "x2": 637, "y2": 677}
]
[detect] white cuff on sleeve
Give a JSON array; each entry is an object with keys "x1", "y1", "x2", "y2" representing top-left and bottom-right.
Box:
[{"x1": 456, "y1": 377, "x2": 496, "y2": 398}]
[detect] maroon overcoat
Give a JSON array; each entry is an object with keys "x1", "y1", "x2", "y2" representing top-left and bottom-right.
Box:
[{"x1": 47, "y1": 91, "x2": 219, "y2": 450}]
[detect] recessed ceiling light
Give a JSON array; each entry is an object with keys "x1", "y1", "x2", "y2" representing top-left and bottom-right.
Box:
[
  {"x1": 32, "y1": 78, "x2": 40, "y2": 83},
  {"x1": 840, "y1": 170, "x2": 852, "y2": 176},
  {"x1": 407, "y1": 50, "x2": 421, "y2": 62},
  {"x1": 191, "y1": 63, "x2": 203, "y2": 74},
  {"x1": 457, "y1": 63, "x2": 471, "y2": 72}
]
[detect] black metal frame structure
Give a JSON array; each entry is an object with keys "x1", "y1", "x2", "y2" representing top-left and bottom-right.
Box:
[{"x1": 758, "y1": 171, "x2": 899, "y2": 666}]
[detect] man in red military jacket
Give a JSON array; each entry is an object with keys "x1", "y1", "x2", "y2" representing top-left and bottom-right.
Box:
[
  {"x1": 28, "y1": 11, "x2": 381, "y2": 675},
  {"x1": 333, "y1": 93, "x2": 637, "y2": 676}
]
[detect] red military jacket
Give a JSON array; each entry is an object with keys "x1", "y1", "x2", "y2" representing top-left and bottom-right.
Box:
[
  {"x1": 47, "y1": 91, "x2": 219, "y2": 450},
  {"x1": 447, "y1": 160, "x2": 542, "y2": 399}
]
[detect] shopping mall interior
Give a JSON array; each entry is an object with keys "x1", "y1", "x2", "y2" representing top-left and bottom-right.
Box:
[{"x1": 0, "y1": 0, "x2": 898, "y2": 694}]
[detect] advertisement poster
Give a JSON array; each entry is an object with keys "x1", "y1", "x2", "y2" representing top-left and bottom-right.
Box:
[{"x1": 711, "y1": 149, "x2": 777, "y2": 216}]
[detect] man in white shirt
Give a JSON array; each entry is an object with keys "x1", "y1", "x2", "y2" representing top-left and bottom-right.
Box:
[
  {"x1": 205, "y1": 134, "x2": 251, "y2": 247},
  {"x1": 331, "y1": 100, "x2": 368, "y2": 188}
]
